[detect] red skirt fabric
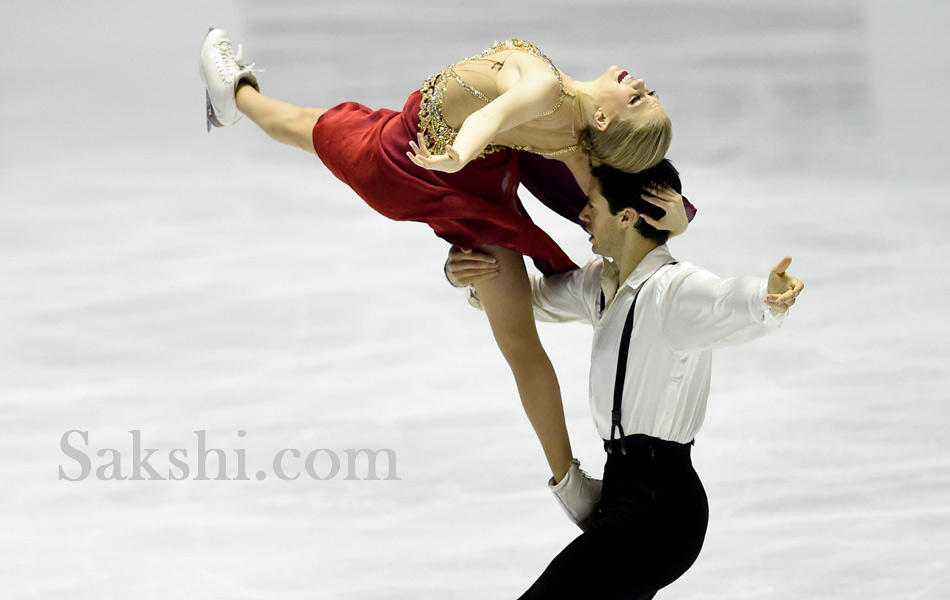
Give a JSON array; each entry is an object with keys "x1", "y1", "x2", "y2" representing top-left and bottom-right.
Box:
[{"x1": 311, "y1": 90, "x2": 581, "y2": 276}]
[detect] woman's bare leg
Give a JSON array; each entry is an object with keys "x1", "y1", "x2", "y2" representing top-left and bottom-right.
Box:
[
  {"x1": 235, "y1": 84, "x2": 326, "y2": 154},
  {"x1": 474, "y1": 245, "x2": 573, "y2": 483}
]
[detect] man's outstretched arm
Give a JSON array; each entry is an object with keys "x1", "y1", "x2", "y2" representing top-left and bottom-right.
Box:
[{"x1": 660, "y1": 256, "x2": 804, "y2": 352}]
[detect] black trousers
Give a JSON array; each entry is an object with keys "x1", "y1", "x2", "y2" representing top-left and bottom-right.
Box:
[{"x1": 518, "y1": 435, "x2": 709, "y2": 600}]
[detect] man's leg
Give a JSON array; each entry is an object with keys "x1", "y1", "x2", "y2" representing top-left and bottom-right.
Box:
[
  {"x1": 518, "y1": 446, "x2": 708, "y2": 599},
  {"x1": 516, "y1": 527, "x2": 658, "y2": 600}
]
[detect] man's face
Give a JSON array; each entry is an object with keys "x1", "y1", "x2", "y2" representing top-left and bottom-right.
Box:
[{"x1": 579, "y1": 182, "x2": 628, "y2": 259}]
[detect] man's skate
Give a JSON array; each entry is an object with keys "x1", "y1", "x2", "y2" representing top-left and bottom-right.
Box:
[{"x1": 199, "y1": 28, "x2": 260, "y2": 132}]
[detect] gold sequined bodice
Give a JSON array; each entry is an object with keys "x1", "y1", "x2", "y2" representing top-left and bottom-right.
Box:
[{"x1": 417, "y1": 39, "x2": 577, "y2": 159}]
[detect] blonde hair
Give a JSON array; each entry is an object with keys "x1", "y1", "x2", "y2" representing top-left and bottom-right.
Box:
[{"x1": 578, "y1": 109, "x2": 672, "y2": 173}]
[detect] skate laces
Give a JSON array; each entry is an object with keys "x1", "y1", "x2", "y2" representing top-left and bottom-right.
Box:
[{"x1": 213, "y1": 39, "x2": 263, "y2": 78}]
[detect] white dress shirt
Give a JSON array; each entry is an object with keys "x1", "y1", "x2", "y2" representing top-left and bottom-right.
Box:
[{"x1": 530, "y1": 245, "x2": 786, "y2": 443}]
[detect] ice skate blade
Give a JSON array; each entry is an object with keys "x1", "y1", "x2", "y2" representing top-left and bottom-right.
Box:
[{"x1": 206, "y1": 91, "x2": 223, "y2": 132}]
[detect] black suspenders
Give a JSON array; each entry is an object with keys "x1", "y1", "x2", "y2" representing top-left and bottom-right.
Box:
[{"x1": 607, "y1": 261, "x2": 677, "y2": 456}]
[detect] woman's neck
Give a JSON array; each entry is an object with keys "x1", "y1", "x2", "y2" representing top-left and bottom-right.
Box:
[{"x1": 563, "y1": 76, "x2": 597, "y2": 133}]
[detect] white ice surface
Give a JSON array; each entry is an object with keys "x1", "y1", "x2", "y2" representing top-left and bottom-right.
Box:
[{"x1": 1, "y1": 1, "x2": 949, "y2": 598}]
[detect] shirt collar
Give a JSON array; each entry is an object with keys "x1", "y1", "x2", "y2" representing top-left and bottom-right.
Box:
[{"x1": 601, "y1": 245, "x2": 674, "y2": 306}]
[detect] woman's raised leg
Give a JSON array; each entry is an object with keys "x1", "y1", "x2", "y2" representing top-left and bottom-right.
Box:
[
  {"x1": 473, "y1": 245, "x2": 573, "y2": 483},
  {"x1": 201, "y1": 28, "x2": 325, "y2": 154},
  {"x1": 235, "y1": 85, "x2": 327, "y2": 154}
]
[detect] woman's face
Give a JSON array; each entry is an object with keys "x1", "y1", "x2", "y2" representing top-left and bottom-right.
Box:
[{"x1": 595, "y1": 65, "x2": 664, "y2": 126}]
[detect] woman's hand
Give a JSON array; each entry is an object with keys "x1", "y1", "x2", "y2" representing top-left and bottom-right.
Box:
[
  {"x1": 408, "y1": 133, "x2": 464, "y2": 174},
  {"x1": 639, "y1": 184, "x2": 689, "y2": 237}
]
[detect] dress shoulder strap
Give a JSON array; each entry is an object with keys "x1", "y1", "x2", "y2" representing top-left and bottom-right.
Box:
[{"x1": 449, "y1": 39, "x2": 572, "y2": 116}]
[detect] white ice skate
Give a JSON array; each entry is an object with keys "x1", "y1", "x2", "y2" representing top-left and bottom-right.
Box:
[
  {"x1": 199, "y1": 27, "x2": 260, "y2": 132},
  {"x1": 549, "y1": 459, "x2": 603, "y2": 531}
]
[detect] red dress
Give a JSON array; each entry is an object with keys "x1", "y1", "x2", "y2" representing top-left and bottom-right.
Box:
[{"x1": 311, "y1": 90, "x2": 585, "y2": 276}]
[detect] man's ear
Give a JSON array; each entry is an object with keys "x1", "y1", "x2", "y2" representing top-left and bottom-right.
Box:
[
  {"x1": 619, "y1": 207, "x2": 639, "y2": 227},
  {"x1": 593, "y1": 109, "x2": 609, "y2": 132}
]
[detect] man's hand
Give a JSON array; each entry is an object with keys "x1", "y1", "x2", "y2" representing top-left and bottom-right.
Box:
[
  {"x1": 444, "y1": 246, "x2": 498, "y2": 287},
  {"x1": 766, "y1": 256, "x2": 803, "y2": 313},
  {"x1": 639, "y1": 185, "x2": 689, "y2": 237}
]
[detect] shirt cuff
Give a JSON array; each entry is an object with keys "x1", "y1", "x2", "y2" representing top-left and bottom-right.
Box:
[{"x1": 755, "y1": 280, "x2": 787, "y2": 329}]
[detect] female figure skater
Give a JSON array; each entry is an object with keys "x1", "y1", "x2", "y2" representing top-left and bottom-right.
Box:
[{"x1": 199, "y1": 28, "x2": 683, "y2": 484}]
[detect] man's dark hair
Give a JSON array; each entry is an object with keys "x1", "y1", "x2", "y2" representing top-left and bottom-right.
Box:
[{"x1": 592, "y1": 159, "x2": 682, "y2": 243}]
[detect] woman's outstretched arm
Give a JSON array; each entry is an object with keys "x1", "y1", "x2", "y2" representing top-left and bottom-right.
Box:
[{"x1": 407, "y1": 68, "x2": 561, "y2": 173}]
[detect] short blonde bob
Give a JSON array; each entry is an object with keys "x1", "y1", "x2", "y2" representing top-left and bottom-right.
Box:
[{"x1": 578, "y1": 109, "x2": 672, "y2": 173}]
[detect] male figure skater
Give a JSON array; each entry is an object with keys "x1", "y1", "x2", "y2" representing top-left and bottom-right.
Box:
[{"x1": 445, "y1": 159, "x2": 803, "y2": 598}]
